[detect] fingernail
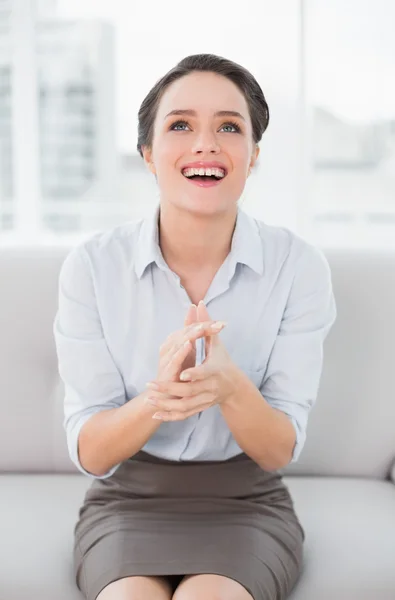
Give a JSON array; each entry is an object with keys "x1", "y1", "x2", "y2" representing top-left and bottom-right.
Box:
[
  {"x1": 152, "y1": 413, "x2": 164, "y2": 420},
  {"x1": 198, "y1": 300, "x2": 205, "y2": 307},
  {"x1": 146, "y1": 382, "x2": 160, "y2": 390},
  {"x1": 180, "y1": 371, "x2": 191, "y2": 381},
  {"x1": 211, "y1": 321, "x2": 227, "y2": 330},
  {"x1": 194, "y1": 324, "x2": 204, "y2": 331}
]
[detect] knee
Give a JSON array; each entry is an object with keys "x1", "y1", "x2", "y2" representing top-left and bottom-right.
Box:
[
  {"x1": 96, "y1": 575, "x2": 172, "y2": 599},
  {"x1": 173, "y1": 574, "x2": 253, "y2": 600}
]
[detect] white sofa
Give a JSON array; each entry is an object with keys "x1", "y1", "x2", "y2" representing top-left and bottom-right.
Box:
[{"x1": 0, "y1": 246, "x2": 394, "y2": 600}]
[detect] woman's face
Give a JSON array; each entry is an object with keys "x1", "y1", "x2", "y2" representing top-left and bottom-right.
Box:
[{"x1": 143, "y1": 71, "x2": 259, "y2": 217}]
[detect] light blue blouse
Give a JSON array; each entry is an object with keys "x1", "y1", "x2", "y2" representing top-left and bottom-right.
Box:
[{"x1": 53, "y1": 205, "x2": 337, "y2": 478}]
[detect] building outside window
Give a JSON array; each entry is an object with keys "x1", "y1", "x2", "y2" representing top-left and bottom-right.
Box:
[{"x1": 0, "y1": 0, "x2": 394, "y2": 249}]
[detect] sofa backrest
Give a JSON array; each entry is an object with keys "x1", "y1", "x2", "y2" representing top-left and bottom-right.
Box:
[{"x1": 0, "y1": 246, "x2": 394, "y2": 478}]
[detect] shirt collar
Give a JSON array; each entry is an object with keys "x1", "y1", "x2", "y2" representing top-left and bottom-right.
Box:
[
  {"x1": 134, "y1": 203, "x2": 264, "y2": 279},
  {"x1": 134, "y1": 204, "x2": 164, "y2": 279},
  {"x1": 229, "y1": 207, "x2": 264, "y2": 275}
]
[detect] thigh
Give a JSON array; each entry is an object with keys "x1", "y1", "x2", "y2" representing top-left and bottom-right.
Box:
[
  {"x1": 172, "y1": 574, "x2": 253, "y2": 600},
  {"x1": 96, "y1": 575, "x2": 173, "y2": 600}
]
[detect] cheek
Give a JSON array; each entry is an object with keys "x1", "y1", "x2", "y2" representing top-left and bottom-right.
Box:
[
  {"x1": 225, "y1": 138, "x2": 251, "y2": 169},
  {"x1": 154, "y1": 137, "x2": 187, "y2": 171}
]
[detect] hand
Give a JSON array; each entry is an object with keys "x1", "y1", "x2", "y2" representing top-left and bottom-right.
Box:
[
  {"x1": 146, "y1": 301, "x2": 241, "y2": 421},
  {"x1": 153, "y1": 304, "x2": 198, "y2": 410},
  {"x1": 155, "y1": 307, "x2": 227, "y2": 384}
]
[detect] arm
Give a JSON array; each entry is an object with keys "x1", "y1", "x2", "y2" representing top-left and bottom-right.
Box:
[
  {"x1": 220, "y1": 372, "x2": 297, "y2": 471},
  {"x1": 221, "y1": 244, "x2": 337, "y2": 470},
  {"x1": 77, "y1": 393, "x2": 163, "y2": 478},
  {"x1": 53, "y1": 245, "x2": 160, "y2": 478},
  {"x1": 54, "y1": 247, "x2": 218, "y2": 478}
]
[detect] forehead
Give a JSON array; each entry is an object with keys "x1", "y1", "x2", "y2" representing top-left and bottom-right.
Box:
[{"x1": 156, "y1": 71, "x2": 249, "y2": 118}]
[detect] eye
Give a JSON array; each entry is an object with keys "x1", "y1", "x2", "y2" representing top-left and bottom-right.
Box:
[
  {"x1": 169, "y1": 119, "x2": 242, "y2": 133},
  {"x1": 169, "y1": 120, "x2": 190, "y2": 131},
  {"x1": 220, "y1": 121, "x2": 241, "y2": 133}
]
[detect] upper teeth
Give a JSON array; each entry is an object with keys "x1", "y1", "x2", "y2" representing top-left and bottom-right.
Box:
[{"x1": 182, "y1": 167, "x2": 226, "y2": 178}]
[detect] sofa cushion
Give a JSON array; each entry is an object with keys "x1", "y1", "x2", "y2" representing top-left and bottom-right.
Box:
[
  {"x1": 283, "y1": 250, "x2": 395, "y2": 479},
  {"x1": 288, "y1": 477, "x2": 395, "y2": 600},
  {"x1": 0, "y1": 474, "x2": 394, "y2": 600},
  {"x1": 0, "y1": 474, "x2": 89, "y2": 600}
]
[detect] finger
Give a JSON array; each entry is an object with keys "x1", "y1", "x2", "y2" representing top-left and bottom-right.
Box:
[
  {"x1": 183, "y1": 321, "x2": 227, "y2": 344},
  {"x1": 197, "y1": 301, "x2": 220, "y2": 352},
  {"x1": 197, "y1": 300, "x2": 212, "y2": 322},
  {"x1": 162, "y1": 340, "x2": 192, "y2": 379},
  {"x1": 152, "y1": 402, "x2": 214, "y2": 422},
  {"x1": 184, "y1": 304, "x2": 198, "y2": 327},
  {"x1": 164, "y1": 322, "x2": 226, "y2": 360},
  {"x1": 159, "y1": 322, "x2": 203, "y2": 360},
  {"x1": 159, "y1": 320, "x2": 199, "y2": 357},
  {"x1": 161, "y1": 333, "x2": 197, "y2": 370},
  {"x1": 147, "y1": 392, "x2": 214, "y2": 413},
  {"x1": 160, "y1": 321, "x2": 213, "y2": 356},
  {"x1": 147, "y1": 379, "x2": 205, "y2": 397},
  {"x1": 160, "y1": 321, "x2": 225, "y2": 363},
  {"x1": 179, "y1": 364, "x2": 215, "y2": 382}
]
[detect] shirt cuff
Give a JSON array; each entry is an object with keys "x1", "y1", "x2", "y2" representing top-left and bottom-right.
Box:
[{"x1": 284, "y1": 413, "x2": 307, "y2": 463}]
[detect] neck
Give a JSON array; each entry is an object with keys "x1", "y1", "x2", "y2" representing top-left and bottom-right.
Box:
[{"x1": 158, "y1": 202, "x2": 238, "y2": 272}]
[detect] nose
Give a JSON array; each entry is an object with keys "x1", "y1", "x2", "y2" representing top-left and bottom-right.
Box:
[{"x1": 191, "y1": 130, "x2": 220, "y2": 155}]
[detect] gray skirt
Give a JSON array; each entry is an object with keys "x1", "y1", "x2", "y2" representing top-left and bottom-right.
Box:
[{"x1": 73, "y1": 451, "x2": 305, "y2": 600}]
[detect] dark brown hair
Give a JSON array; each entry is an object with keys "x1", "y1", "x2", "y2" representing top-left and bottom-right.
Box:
[{"x1": 137, "y1": 53, "x2": 269, "y2": 157}]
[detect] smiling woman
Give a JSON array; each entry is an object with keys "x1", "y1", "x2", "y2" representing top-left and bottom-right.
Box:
[
  {"x1": 137, "y1": 55, "x2": 268, "y2": 222},
  {"x1": 54, "y1": 53, "x2": 336, "y2": 600}
]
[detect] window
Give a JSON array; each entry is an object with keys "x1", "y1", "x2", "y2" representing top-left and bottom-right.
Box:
[
  {"x1": 304, "y1": 0, "x2": 395, "y2": 247},
  {"x1": 1, "y1": 0, "x2": 393, "y2": 248}
]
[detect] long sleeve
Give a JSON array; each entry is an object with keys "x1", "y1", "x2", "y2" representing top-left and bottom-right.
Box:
[
  {"x1": 53, "y1": 245, "x2": 127, "y2": 478},
  {"x1": 260, "y1": 244, "x2": 337, "y2": 463}
]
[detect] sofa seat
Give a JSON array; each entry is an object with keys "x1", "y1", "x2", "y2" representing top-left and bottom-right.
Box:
[
  {"x1": 0, "y1": 475, "x2": 394, "y2": 600},
  {"x1": 288, "y1": 477, "x2": 395, "y2": 600}
]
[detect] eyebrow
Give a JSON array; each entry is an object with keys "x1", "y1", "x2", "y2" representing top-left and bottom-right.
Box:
[{"x1": 164, "y1": 109, "x2": 246, "y2": 122}]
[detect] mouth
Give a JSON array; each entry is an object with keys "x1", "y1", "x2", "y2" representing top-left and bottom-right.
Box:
[{"x1": 181, "y1": 166, "x2": 227, "y2": 188}]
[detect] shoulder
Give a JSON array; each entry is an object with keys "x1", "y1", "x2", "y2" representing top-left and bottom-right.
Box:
[
  {"x1": 251, "y1": 214, "x2": 331, "y2": 280},
  {"x1": 62, "y1": 217, "x2": 144, "y2": 276}
]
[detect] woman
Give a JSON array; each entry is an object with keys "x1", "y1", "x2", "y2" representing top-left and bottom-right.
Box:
[{"x1": 54, "y1": 53, "x2": 337, "y2": 600}]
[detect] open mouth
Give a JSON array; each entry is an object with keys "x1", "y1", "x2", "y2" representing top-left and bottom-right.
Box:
[{"x1": 181, "y1": 167, "x2": 227, "y2": 185}]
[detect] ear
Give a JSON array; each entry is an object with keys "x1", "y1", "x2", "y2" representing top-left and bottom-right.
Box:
[
  {"x1": 248, "y1": 144, "x2": 260, "y2": 175},
  {"x1": 142, "y1": 146, "x2": 156, "y2": 175}
]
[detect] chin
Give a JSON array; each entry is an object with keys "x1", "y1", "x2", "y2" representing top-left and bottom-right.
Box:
[{"x1": 182, "y1": 196, "x2": 235, "y2": 217}]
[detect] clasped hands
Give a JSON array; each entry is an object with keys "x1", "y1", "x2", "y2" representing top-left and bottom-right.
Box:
[{"x1": 145, "y1": 301, "x2": 241, "y2": 421}]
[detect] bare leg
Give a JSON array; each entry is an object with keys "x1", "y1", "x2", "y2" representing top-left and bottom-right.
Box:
[
  {"x1": 172, "y1": 574, "x2": 253, "y2": 600},
  {"x1": 96, "y1": 575, "x2": 173, "y2": 600}
]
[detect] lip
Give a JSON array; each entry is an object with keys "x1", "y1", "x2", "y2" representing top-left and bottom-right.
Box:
[
  {"x1": 180, "y1": 161, "x2": 228, "y2": 175},
  {"x1": 185, "y1": 177, "x2": 223, "y2": 188}
]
